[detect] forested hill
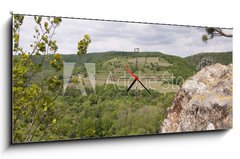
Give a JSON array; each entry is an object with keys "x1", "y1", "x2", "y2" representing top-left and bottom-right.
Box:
[
  {"x1": 60, "y1": 51, "x2": 232, "y2": 72},
  {"x1": 60, "y1": 51, "x2": 195, "y2": 83},
  {"x1": 24, "y1": 51, "x2": 232, "y2": 85},
  {"x1": 60, "y1": 51, "x2": 180, "y2": 63},
  {"x1": 184, "y1": 51, "x2": 232, "y2": 71},
  {"x1": 14, "y1": 51, "x2": 232, "y2": 78},
  {"x1": 60, "y1": 51, "x2": 232, "y2": 65},
  {"x1": 24, "y1": 51, "x2": 232, "y2": 66}
]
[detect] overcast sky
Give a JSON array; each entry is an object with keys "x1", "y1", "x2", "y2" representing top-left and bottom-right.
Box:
[{"x1": 18, "y1": 16, "x2": 232, "y2": 57}]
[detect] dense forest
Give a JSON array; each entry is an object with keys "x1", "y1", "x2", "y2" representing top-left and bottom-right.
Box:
[{"x1": 33, "y1": 85, "x2": 175, "y2": 141}]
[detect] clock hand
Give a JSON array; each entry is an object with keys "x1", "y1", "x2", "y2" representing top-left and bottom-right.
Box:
[
  {"x1": 138, "y1": 80, "x2": 151, "y2": 94},
  {"x1": 125, "y1": 66, "x2": 151, "y2": 94},
  {"x1": 127, "y1": 79, "x2": 137, "y2": 92},
  {"x1": 125, "y1": 67, "x2": 138, "y2": 80}
]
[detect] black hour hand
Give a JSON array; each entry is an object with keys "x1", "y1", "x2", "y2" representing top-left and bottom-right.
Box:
[{"x1": 138, "y1": 80, "x2": 151, "y2": 94}]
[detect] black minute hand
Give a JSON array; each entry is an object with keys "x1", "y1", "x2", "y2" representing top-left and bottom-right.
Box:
[{"x1": 127, "y1": 79, "x2": 137, "y2": 92}]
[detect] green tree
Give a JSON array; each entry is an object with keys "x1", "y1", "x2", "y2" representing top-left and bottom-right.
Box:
[
  {"x1": 12, "y1": 15, "x2": 91, "y2": 143},
  {"x1": 13, "y1": 15, "x2": 63, "y2": 143}
]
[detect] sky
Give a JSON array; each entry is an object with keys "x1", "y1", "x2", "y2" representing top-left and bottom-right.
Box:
[{"x1": 18, "y1": 16, "x2": 233, "y2": 57}]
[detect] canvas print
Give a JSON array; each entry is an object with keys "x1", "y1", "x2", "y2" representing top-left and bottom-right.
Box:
[{"x1": 12, "y1": 14, "x2": 233, "y2": 143}]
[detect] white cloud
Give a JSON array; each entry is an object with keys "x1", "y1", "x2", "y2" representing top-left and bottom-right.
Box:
[{"x1": 18, "y1": 16, "x2": 232, "y2": 57}]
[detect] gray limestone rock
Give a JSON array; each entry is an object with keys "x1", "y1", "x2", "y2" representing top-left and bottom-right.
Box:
[{"x1": 160, "y1": 63, "x2": 232, "y2": 133}]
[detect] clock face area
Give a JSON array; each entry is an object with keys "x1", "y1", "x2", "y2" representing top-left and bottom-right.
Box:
[
  {"x1": 12, "y1": 14, "x2": 232, "y2": 143},
  {"x1": 67, "y1": 51, "x2": 180, "y2": 98}
]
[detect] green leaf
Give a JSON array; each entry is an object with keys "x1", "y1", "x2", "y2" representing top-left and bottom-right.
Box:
[
  {"x1": 52, "y1": 119, "x2": 57, "y2": 124},
  {"x1": 43, "y1": 106, "x2": 48, "y2": 111}
]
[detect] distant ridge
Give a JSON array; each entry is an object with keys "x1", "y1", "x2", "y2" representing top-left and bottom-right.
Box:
[
  {"x1": 14, "y1": 51, "x2": 232, "y2": 85},
  {"x1": 184, "y1": 51, "x2": 232, "y2": 70}
]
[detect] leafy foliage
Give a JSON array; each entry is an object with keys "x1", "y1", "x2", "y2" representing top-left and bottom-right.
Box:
[
  {"x1": 77, "y1": 34, "x2": 91, "y2": 55},
  {"x1": 12, "y1": 14, "x2": 92, "y2": 143},
  {"x1": 12, "y1": 15, "x2": 64, "y2": 143}
]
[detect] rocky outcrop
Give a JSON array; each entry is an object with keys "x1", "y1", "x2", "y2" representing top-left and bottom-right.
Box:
[{"x1": 161, "y1": 63, "x2": 232, "y2": 133}]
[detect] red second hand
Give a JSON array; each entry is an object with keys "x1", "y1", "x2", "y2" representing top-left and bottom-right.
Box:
[{"x1": 125, "y1": 67, "x2": 138, "y2": 80}]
